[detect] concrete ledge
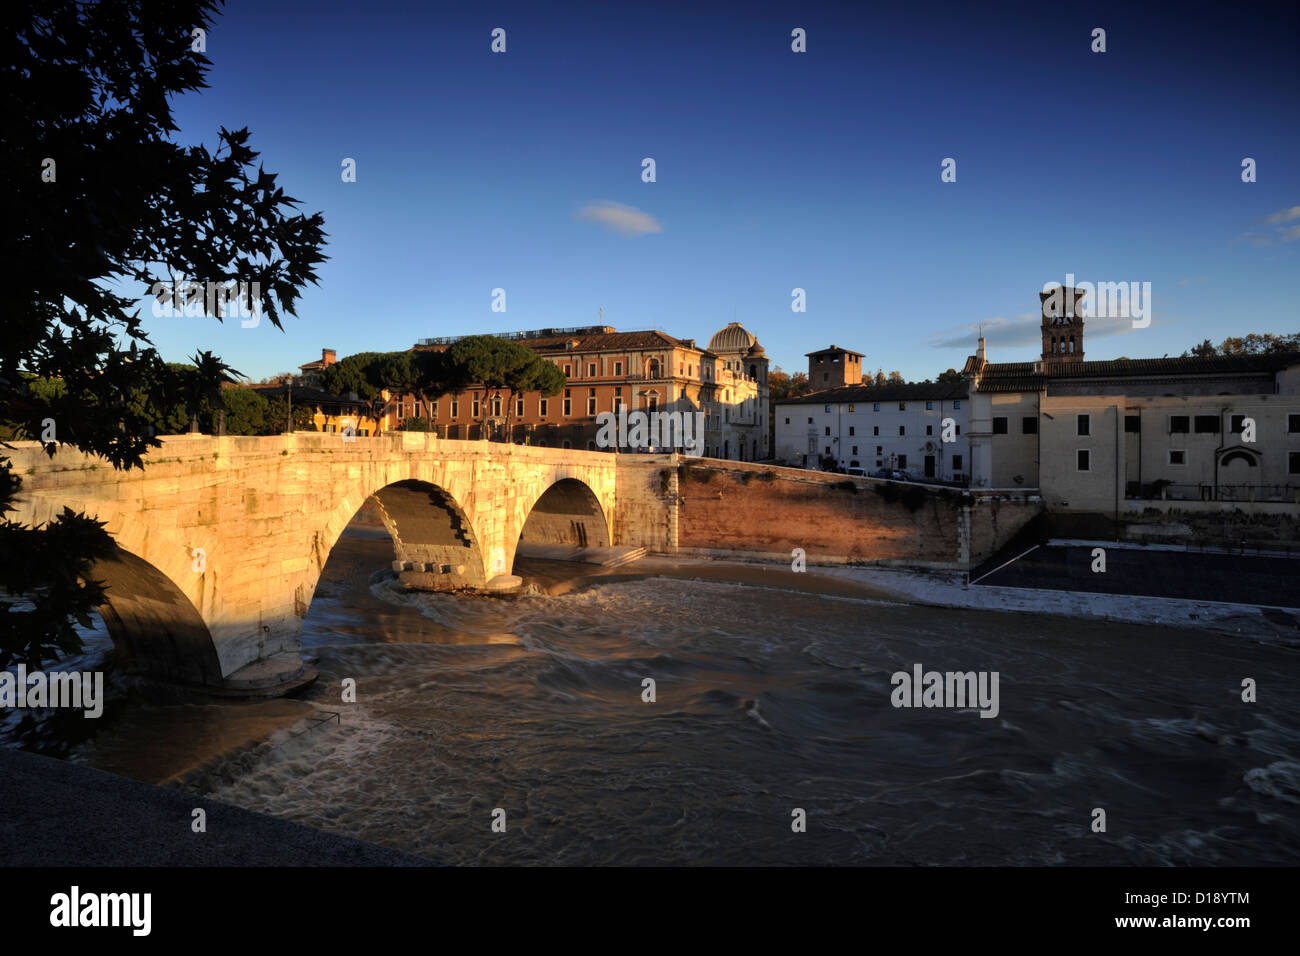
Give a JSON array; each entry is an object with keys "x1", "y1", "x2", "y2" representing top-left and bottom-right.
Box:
[{"x1": 0, "y1": 748, "x2": 433, "y2": 866}]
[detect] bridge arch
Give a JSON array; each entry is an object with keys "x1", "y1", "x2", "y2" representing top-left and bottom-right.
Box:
[
  {"x1": 90, "y1": 546, "x2": 224, "y2": 685},
  {"x1": 513, "y1": 476, "x2": 611, "y2": 567},
  {"x1": 308, "y1": 476, "x2": 488, "y2": 602}
]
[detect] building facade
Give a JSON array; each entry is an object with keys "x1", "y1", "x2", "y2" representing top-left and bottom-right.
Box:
[
  {"x1": 391, "y1": 323, "x2": 770, "y2": 459},
  {"x1": 964, "y1": 288, "x2": 1300, "y2": 513},
  {"x1": 774, "y1": 381, "x2": 970, "y2": 478}
]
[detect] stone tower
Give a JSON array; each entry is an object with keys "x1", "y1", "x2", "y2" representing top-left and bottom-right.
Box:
[
  {"x1": 805, "y1": 345, "x2": 864, "y2": 388},
  {"x1": 1040, "y1": 286, "x2": 1086, "y2": 365}
]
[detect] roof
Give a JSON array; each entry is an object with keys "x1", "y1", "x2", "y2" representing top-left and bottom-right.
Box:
[
  {"x1": 708, "y1": 322, "x2": 757, "y2": 353},
  {"x1": 413, "y1": 328, "x2": 712, "y2": 356},
  {"x1": 971, "y1": 351, "x2": 1300, "y2": 393},
  {"x1": 806, "y1": 345, "x2": 865, "y2": 358},
  {"x1": 776, "y1": 381, "x2": 968, "y2": 406}
]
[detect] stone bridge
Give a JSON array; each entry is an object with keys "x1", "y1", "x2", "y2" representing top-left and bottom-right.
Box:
[
  {"x1": 8, "y1": 436, "x2": 1041, "y2": 696},
  {"x1": 7, "y1": 433, "x2": 674, "y2": 694}
]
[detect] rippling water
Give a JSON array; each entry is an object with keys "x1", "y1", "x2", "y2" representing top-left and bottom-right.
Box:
[{"x1": 7, "y1": 527, "x2": 1300, "y2": 865}]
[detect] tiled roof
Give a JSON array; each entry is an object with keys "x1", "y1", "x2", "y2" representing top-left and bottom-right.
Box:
[
  {"x1": 776, "y1": 381, "x2": 968, "y2": 405},
  {"x1": 972, "y1": 351, "x2": 1300, "y2": 392},
  {"x1": 415, "y1": 329, "x2": 712, "y2": 355}
]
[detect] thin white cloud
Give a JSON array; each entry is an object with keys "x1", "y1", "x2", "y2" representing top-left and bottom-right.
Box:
[
  {"x1": 577, "y1": 200, "x2": 662, "y2": 237},
  {"x1": 1261, "y1": 205, "x2": 1300, "y2": 225},
  {"x1": 927, "y1": 310, "x2": 1173, "y2": 351},
  {"x1": 1239, "y1": 205, "x2": 1300, "y2": 245}
]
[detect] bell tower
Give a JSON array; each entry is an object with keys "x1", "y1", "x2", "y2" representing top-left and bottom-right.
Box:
[{"x1": 1040, "y1": 286, "x2": 1086, "y2": 365}]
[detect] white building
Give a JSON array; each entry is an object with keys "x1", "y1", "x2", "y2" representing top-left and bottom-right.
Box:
[{"x1": 774, "y1": 382, "x2": 970, "y2": 479}]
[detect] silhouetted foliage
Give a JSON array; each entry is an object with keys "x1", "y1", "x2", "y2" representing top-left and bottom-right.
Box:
[{"x1": 1, "y1": 0, "x2": 327, "y2": 665}]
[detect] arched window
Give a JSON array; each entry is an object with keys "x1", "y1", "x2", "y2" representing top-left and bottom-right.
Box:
[
  {"x1": 1220, "y1": 450, "x2": 1257, "y2": 467},
  {"x1": 1068, "y1": 338, "x2": 1075, "y2": 353}
]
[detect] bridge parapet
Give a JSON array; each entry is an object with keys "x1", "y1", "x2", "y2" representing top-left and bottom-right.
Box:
[{"x1": 8, "y1": 435, "x2": 630, "y2": 692}]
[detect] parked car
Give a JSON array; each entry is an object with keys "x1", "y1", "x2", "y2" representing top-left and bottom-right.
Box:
[{"x1": 846, "y1": 467, "x2": 866, "y2": 477}]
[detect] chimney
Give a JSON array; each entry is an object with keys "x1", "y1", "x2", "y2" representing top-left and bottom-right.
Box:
[
  {"x1": 322, "y1": 348, "x2": 337, "y2": 366},
  {"x1": 976, "y1": 336, "x2": 986, "y2": 362}
]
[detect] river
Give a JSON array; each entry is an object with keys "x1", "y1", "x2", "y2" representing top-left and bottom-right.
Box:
[{"x1": 4, "y1": 524, "x2": 1299, "y2": 865}]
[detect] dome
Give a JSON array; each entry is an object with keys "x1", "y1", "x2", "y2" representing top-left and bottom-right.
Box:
[{"x1": 708, "y1": 321, "x2": 757, "y2": 353}]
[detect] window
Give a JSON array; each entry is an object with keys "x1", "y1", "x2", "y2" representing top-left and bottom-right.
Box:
[
  {"x1": 1124, "y1": 415, "x2": 1140, "y2": 433},
  {"x1": 614, "y1": 361, "x2": 623, "y2": 376},
  {"x1": 926, "y1": 425, "x2": 933, "y2": 436},
  {"x1": 587, "y1": 389, "x2": 597, "y2": 415},
  {"x1": 851, "y1": 446, "x2": 858, "y2": 455},
  {"x1": 540, "y1": 398, "x2": 549, "y2": 417},
  {"x1": 953, "y1": 400, "x2": 961, "y2": 409},
  {"x1": 848, "y1": 426, "x2": 855, "y2": 436},
  {"x1": 492, "y1": 396, "x2": 502, "y2": 416},
  {"x1": 825, "y1": 405, "x2": 832, "y2": 413},
  {"x1": 472, "y1": 398, "x2": 480, "y2": 418},
  {"x1": 1023, "y1": 417, "x2": 1037, "y2": 434},
  {"x1": 450, "y1": 400, "x2": 459, "y2": 418},
  {"x1": 872, "y1": 403, "x2": 880, "y2": 412},
  {"x1": 588, "y1": 363, "x2": 597, "y2": 377},
  {"x1": 825, "y1": 427, "x2": 831, "y2": 436},
  {"x1": 563, "y1": 388, "x2": 572, "y2": 416},
  {"x1": 848, "y1": 404, "x2": 856, "y2": 412},
  {"x1": 1230, "y1": 414, "x2": 1246, "y2": 434},
  {"x1": 1289, "y1": 414, "x2": 1300, "y2": 433},
  {"x1": 807, "y1": 417, "x2": 813, "y2": 424},
  {"x1": 898, "y1": 426, "x2": 905, "y2": 436},
  {"x1": 952, "y1": 455, "x2": 963, "y2": 471},
  {"x1": 876, "y1": 459, "x2": 883, "y2": 467},
  {"x1": 564, "y1": 364, "x2": 571, "y2": 376},
  {"x1": 1077, "y1": 449, "x2": 1090, "y2": 471},
  {"x1": 1169, "y1": 450, "x2": 1186, "y2": 465},
  {"x1": 517, "y1": 397, "x2": 525, "y2": 416},
  {"x1": 784, "y1": 417, "x2": 790, "y2": 425},
  {"x1": 926, "y1": 401, "x2": 934, "y2": 410},
  {"x1": 876, "y1": 445, "x2": 883, "y2": 454},
  {"x1": 992, "y1": 417, "x2": 1008, "y2": 434},
  {"x1": 1291, "y1": 452, "x2": 1300, "y2": 475},
  {"x1": 1076, "y1": 414, "x2": 1090, "y2": 436},
  {"x1": 897, "y1": 455, "x2": 907, "y2": 469},
  {"x1": 431, "y1": 402, "x2": 439, "y2": 418},
  {"x1": 1192, "y1": 415, "x2": 1219, "y2": 434},
  {"x1": 873, "y1": 426, "x2": 879, "y2": 436},
  {"x1": 1169, "y1": 415, "x2": 1189, "y2": 433},
  {"x1": 898, "y1": 402, "x2": 906, "y2": 411}
]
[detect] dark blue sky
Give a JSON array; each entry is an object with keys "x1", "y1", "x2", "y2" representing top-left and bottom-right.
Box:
[{"x1": 149, "y1": 0, "x2": 1299, "y2": 381}]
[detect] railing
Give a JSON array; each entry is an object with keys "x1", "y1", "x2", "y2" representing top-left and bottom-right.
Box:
[{"x1": 1126, "y1": 482, "x2": 1300, "y2": 503}]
